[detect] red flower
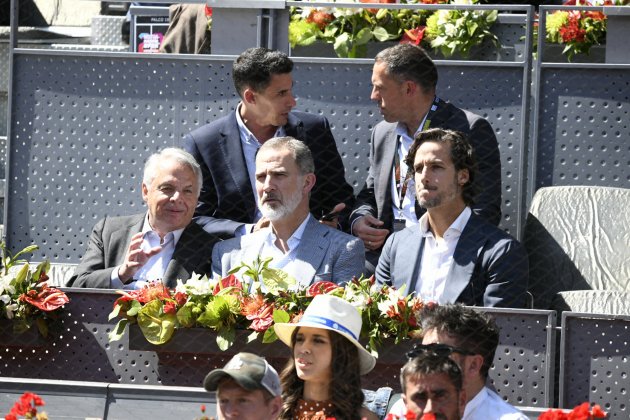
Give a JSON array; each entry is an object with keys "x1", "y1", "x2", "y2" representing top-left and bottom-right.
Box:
[
  {"x1": 591, "y1": 405, "x2": 606, "y2": 418},
  {"x1": 246, "y1": 302, "x2": 274, "y2": 332},
  {"x1": 163, "y1": 300, "x2": 177, "y2": 315},
  {"x1": 400, "y1": 27, "x2": 426, "y2": 46},
  {"x1": 19, "y1": 285, "x2": 69, "y2": 311},
  {"x1": 204, "y1": 5, "x2": 212, "y2": 18},
  {"x1": 559, "y1": 12, "x2": 586, "y2": 43},
  {"x1": 200, "y1": 404, "x2": 206, "y2": 413},
  {"x1": 213, "y1": 274, "x2": 243, "y2": 295},
  {"x1": 307, "y1": 281, "x2": 340, "y2": 296},
  {"x1": 174, "y1": 291, "x2": 188, "y2": 307},
  {"x1": 306, "y1": 10, "x2": 334, "y2": 30}
]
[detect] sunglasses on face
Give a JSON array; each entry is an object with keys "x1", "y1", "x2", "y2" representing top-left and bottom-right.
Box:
[{"x1": 405, "y1": 343, "x2": 476, "y2": 360}]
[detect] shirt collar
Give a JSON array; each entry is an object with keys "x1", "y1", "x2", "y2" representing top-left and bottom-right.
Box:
[
  {"x1": 418, "y1": 206, "x2": 472, "y2": 238},
  {"x1": 142, "y1": 213, "x2": 185, "y2": 246},
  {"x1": 265, "y1": 214, "x2": 311, "y2": 252},
  {"x1": 462, "y1": 386, "x2": 488, "y2": 417},
  {"x1": 235, "y1": 102, "x2": 284, "y2": 145}
]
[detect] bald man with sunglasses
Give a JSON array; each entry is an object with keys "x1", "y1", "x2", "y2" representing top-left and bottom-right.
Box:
[{"x1": 388, "y1": 304, "x2": 527, "y2": 420}]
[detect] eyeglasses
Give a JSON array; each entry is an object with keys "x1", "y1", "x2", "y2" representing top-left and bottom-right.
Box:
[{"x1": 405, "y1": 343, "x2": 476, "y2": 360}]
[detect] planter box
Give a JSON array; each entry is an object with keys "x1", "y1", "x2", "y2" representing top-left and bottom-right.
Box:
[
  {"x1": 0, "y1": 319, "x2": 47, "y2": 348},
  {"x1": 128, "y1": 324, "x2": 291, "y2": 357},
  {"x1": 541, "y1": 44, "x2": 606, "y2": 63}
]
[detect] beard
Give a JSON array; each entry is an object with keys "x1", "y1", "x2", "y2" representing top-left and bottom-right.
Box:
[{"x1": 259, "y1": 188, "x2": 304, "y2": 222}]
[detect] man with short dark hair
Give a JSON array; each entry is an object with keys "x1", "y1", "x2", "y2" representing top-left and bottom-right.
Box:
[
  {"x1": 67, "y1": 147, "x2": 220, "y2": 289},
  {"x1": 204, "y1": 352, "x2": 283, "y2": 420},
  {"x1": 183, "y1": 47, "x2": 354, "y2": 238},
  {"x1": 398, "y1": 351, "x2": 466, "y2": 420},
  {"x1": 376, "y1": 128, "x2": 527, "y2": 308},
  {"x1": 351, "y1": 44, "x2": 501, "y2": 273},
  {"x1": 388, "y1": 304, "x2": 528, "y2": 420},
  {"x1": 212, "y1": 137, "x2": 364, "y2": 286}
]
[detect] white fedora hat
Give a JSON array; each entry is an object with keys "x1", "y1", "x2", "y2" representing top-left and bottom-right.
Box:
[{"x1": 274, "y1": 294, "x2": 376, "y2": 375}]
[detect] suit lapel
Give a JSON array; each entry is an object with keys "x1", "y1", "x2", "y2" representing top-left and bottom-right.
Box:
[
  {"x1": 219, "y1": 112, "x2": 257, "y2": 220},
  {"x1": 164, "y1": 223, "x2": 213, "y2": 288},
  {"x1": 293, "y1": 216, "x2": 327, "y2": 287},
  {"x1": 110, "y1": 215, "x2": 144, "y2": 267},
  {"x1": 284, "y1": 113, "x2": 304, "y2": 140},
  {"x1": 398, "y1": 233, "x2": 425, "y2": 295},
  {"x1": 375, "y1": 125, "x2": 397, "y2": 219},
  {"x1": 442, "y1": 215, "x2": 483, "y2": 304}
]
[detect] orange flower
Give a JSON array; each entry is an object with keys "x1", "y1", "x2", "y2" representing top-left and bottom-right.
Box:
[
  {"x1": 400, "y1": 27, "x2": 426, "y2": 46},
  {"x1": 306, "y1": 10, "x2": 334, "y2": 30}
]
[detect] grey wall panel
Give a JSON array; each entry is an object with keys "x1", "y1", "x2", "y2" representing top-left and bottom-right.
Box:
[
  {"x1": 7, "y1": 52, "x2": 526, "y2": 262},
  {"x1": 536, "y1": 67, "x2": 630, "y2": 190},
  {"x1": 559, "y1": 313, "x2": 630, "y2": 418}
]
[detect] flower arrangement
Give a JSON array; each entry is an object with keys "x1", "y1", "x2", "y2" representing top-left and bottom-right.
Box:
[
  {"x1": 108, "y1": 256, "x2": 427, "y2": 354},
  {"x1": 538, "y1": 402, "x2": 607, "y2": 419},
  {"x1": 288, "y1": 0, "x2": 498, "y2": 58},
  {"x1": 0, "y1": 242, "x2": 69, "y2": 337},
  {"x1": 4, "y1": 392, "x2": 48, "y2": 420},
  {"x1": 544, "y1": 0, "x2": 611, "y2": 61}
]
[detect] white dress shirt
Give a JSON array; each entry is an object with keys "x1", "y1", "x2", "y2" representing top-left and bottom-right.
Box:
[
  {"x1": 259, "y1": 214, "x2": 310, "y2": 287},
  {"x1": 416, "y1": 207, "x2": 472, "y2": 303},
  {"x1": 110, "y1": 214, "x2": 184, "y2": 290}
]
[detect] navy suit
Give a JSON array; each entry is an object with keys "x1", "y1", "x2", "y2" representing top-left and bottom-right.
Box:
[
  {"x1": 376, "y1": 213, "x2": 528, "y2": 308},
  {"x1": 183, "y1": 111, "x2": 355, "y2": 237},
  {"x1": 351, "y1": 100, "x2": 502, "y2": 231}
]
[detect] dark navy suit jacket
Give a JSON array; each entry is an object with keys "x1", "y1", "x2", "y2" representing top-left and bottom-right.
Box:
[
  {"x1": 183, "y1": 111, "x2": 355, "y2": 237},
  {"x1": 376, "y1": 213, "x2": 528, "y2": 308}
]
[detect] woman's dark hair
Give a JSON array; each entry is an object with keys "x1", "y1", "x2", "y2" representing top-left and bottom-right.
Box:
[{"x1": 278, "y1": 327, "x2": 365, "y2": 420}]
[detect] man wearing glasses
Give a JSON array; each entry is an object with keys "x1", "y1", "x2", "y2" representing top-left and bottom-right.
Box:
[
  {"x1": 397, "y1": 352, "x2": 467, "y2": 420},
  {"x1": 388, "y1": 304, "x2": 528, "y2": 419}
]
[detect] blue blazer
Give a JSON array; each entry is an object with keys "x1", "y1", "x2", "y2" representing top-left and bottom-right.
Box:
[
  {"x1": 183, "y1": 111, "x2": 355, "y2": 237},
  {"x1": 375, "y1": 214, "x2": 528, "y2": 308},
  {"x1": 211, "y1": 216, "x2": 365, "y2": 287}
]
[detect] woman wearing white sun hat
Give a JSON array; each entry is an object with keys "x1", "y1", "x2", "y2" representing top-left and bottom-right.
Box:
[{"x1": 274, "y1": 294, "x2": 379, "y2": 420}]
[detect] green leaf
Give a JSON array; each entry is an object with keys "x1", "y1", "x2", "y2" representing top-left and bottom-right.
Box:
[
  {"x1": 13, "y1": 263, "x2": 30, "y2": 286},
  {"x1": 261, "y1": 268, "x2": 297, "y2": 295},
  {"x1": 36, "y1": 317, "x2": 48, "y2": 338},
  {"x1": 372, "y1": 26, "x2": 390, "y2": 42},
  {"x1": 108, "y1": 318, "x2": 129, "y2": 342},
  {"x1": 273, "y1": 309, "x2": 290, "y2": 324},
  {"x1": 334, "y1": 32, "x2": 351, "y2": 58},
  {"x1": 126, "y1": 300, "x2": 142, "y2": 317},
  {"x1": 12, "y1": 244, "x2": 39, "y2": 262},
  {"x1": 262, "y1": 327, "x2": 278, "y2": 343},
  {"x1": 176, "y1": 302, "x2": 195, "y2": 328},
  {"x1": 137, "y1": 300, "x2": 177, "y2": 345},
  {"x1": 247, "y1": 330, "x2": 259, "y2": 343},
  {"x1": 355, "y1": 27, "x2": 373, "y2": 46},
  {"x1": 197, "y1": 295, "x2": 240, "y2": 329},
  {"x1": 108, "y1": 303, "x2": 122, "y2": 321},
  {"x1": 216, "y1": 328, "x2": 236, "y2": 351}
]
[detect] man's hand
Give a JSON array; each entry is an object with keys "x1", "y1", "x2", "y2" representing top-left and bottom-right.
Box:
[
  {"x1": 118, "y1": 232, "x2": 162, "y2": 283},
  {"x1": 252, "y1": 216, "x2": 271, "y2": 232},
  {"x1": 319, "y1": 202, "x2": 346, "y2": 229},
  {"x1": 352, "y1": 215, "x2": 389, "y2": 251}
]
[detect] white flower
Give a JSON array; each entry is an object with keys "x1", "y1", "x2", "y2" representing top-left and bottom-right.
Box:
[
  {"x1": 1, "y1": 294, "x2": 11, "y2": 305},
  {"x1": 377, "y1": 287, "x2": 405, "y2": 316},
  {"x1": 181, "y1": 273, "x2": 214, "y2": 296},
  {"x1": 333, "y1": 7, "x2": 363, "y2": 18},
  {"x1": 452, "y1": 0, "x2": 472, "y2": 4},
  {"x1": 0, "y1": 275, "x2": 14, "y2": 296},
  {"x1": 5, "y1": 303, "x2": 18, "y2": 319}
]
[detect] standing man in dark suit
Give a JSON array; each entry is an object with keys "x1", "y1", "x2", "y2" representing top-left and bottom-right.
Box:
[
  {"x1": 351, "y1": 44, "x2": 502, "y2": 273},
  {"x1": 376, "y1": 129, "x2": 527, "y2": 308},
  {"x1": 183, "y1": 47, "x2": 355, "y2": 238},
  {"x1": 67, "y1": 147, "x2": 220, "y2": 289}
]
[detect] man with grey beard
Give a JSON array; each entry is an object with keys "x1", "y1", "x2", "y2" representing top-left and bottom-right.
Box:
[{"x1": 211, "y1": 137, "x2": 364, "y2": 287}]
